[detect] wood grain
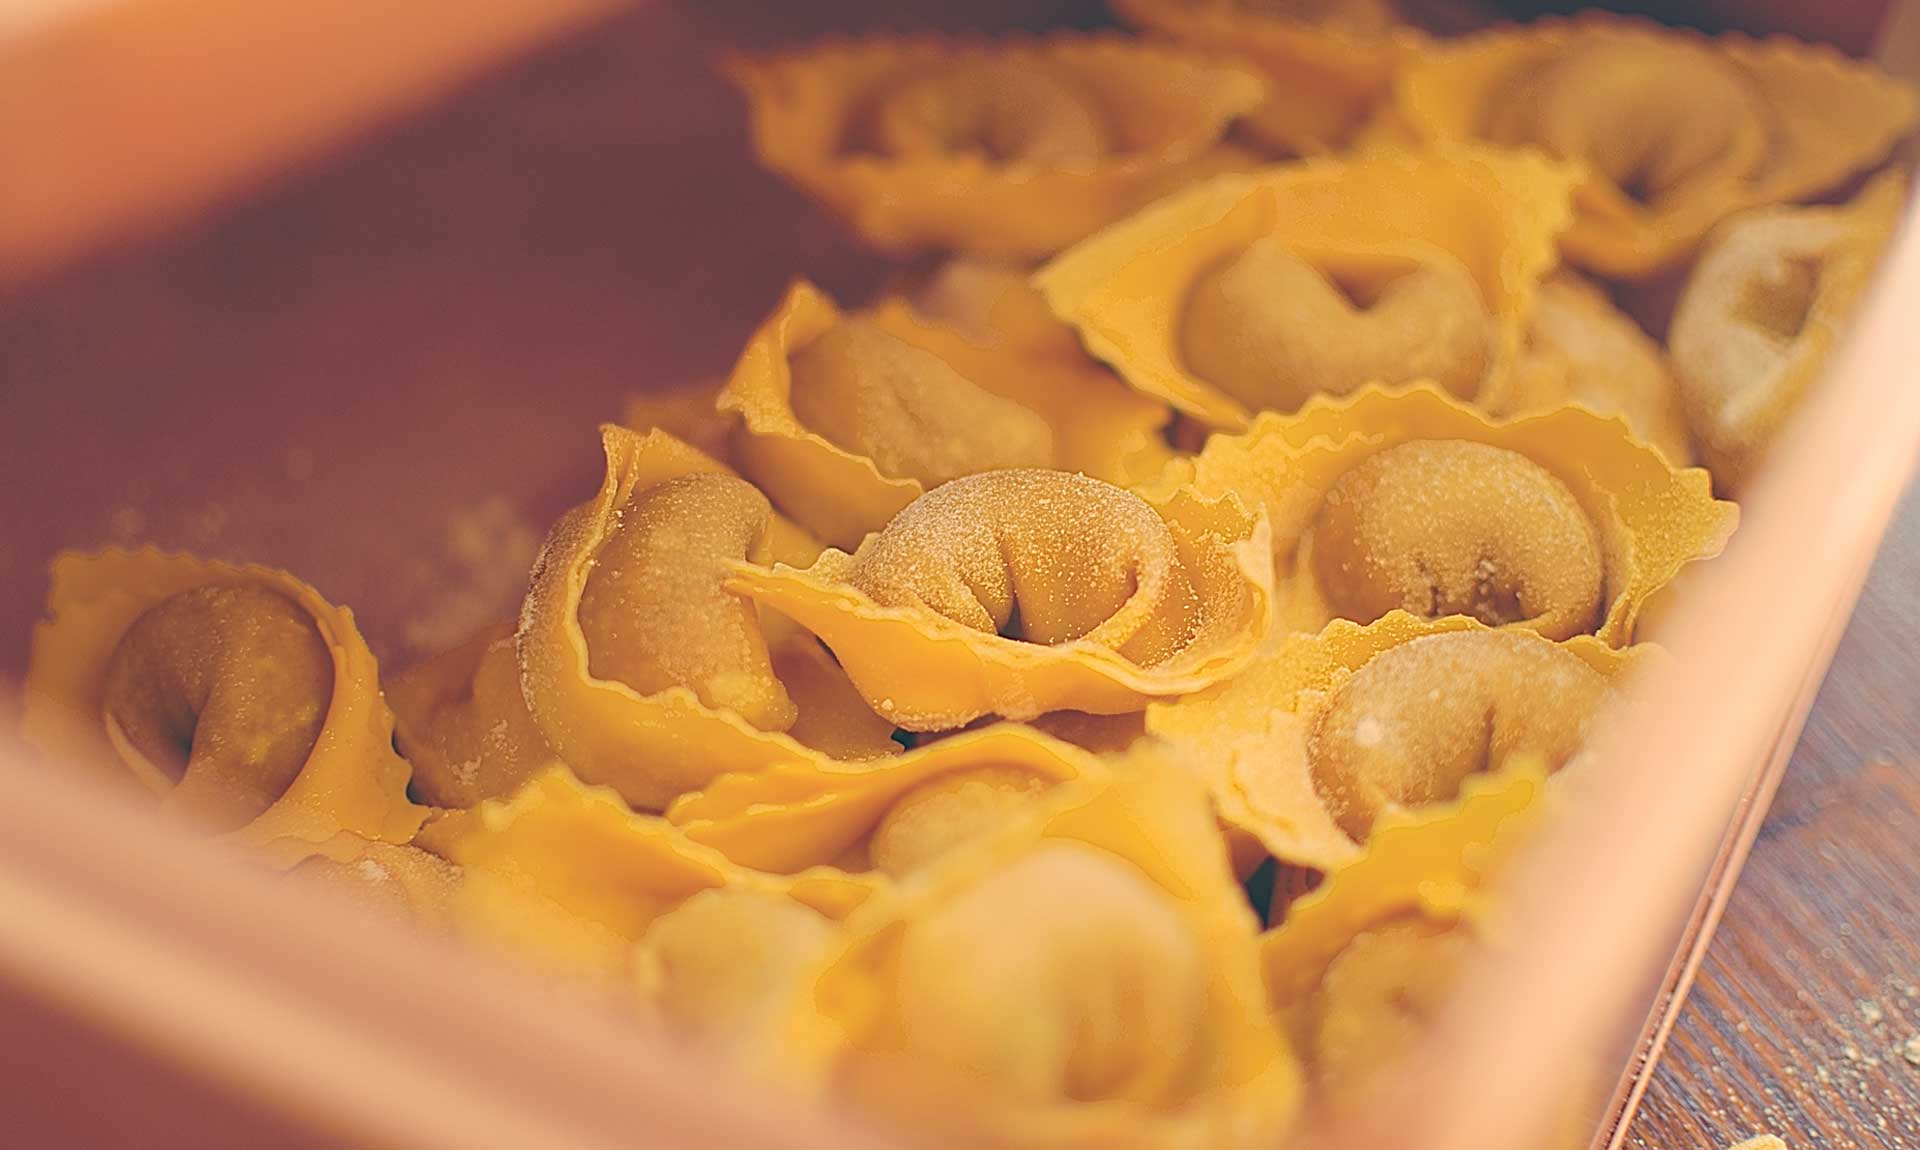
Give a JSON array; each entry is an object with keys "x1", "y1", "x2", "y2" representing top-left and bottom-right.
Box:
[{"x1": 1624, "y1": 491, "x2": 1920, "y2": 1150}]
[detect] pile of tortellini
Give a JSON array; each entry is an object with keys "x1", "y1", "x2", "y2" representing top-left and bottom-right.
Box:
[{"x1": 19, "y1": 3, "x2": 1914, "y2": 1145}]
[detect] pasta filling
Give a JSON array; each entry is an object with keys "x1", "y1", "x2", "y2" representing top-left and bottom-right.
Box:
[
  {"x1": 1308, "y1": 630, "x2": 1609, "y2": 838},
  {"x1": 847, "y1": 469, "x2": 1201, "y2": 664},
  {"x1": 102, "y1": 584, "x2": 332, "y2": 830},
  {"x1": 1181, "y1": 239, "x2": 1490, "y2": 412},
  {"x1": 1307, "y1": 439, "x2": 1605, "y2": 639},
  {"x1": 858, "y1": 60, "x2": 1110, "y2": 165},
  {"x1": 788, "y1": 318, "x2": 1056, "y2": 486}
]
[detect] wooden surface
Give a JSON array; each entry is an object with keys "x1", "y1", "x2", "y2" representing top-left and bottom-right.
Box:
[
  {"x1": 1, "y1": 5, "x2": 1916, "y2": 1149},
  {"x1": 1623, "y1": 490, "x2": 1920, "y2": 1150}
]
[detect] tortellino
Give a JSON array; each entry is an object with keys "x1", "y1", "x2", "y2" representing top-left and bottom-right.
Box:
[
  {"x1": 1391, "y1": 15, "x2": 1918, "y2": 276},
  {"x1": 666, "y1": 723, "x2": 1103, "y2": 875},
  {"x1": 634, "y1": 887, "x2": 841, "y2": 1059},
  {"x1": 1669, "y1": 171, "x2": 1909, "y2": 488},
  {"x1": 723, "y1": 36, "x2": 1264, "y2": 256},
  {"x1": 1138, "y1": 385, "x2": 1737, "y2": 645},
  {"x1": 1505, "y1": 272, "x2": 1694, "y2": 466},
  {"x1": 22, "y1": 549, "x2": 425, "y2": 864},
  {"x1": 1110, "y1": 0, "x2": 1421, "y2": 155},
  {"x1": 1035, "y1": 148, "x2": 1578, "y2": 429},
  {"x1": 1148, "y1": 612, "x2": 1640, "y2": 867},
  {"x1": 516, "y1": 425, "x2": 881, "y2": 812},
  {"x1": 1262, "y1": 764, "x2": 1542, "y2": 1106},
  {"x1": 801, "y1": 767, "x2": 1301, "y2": 1146},
  {"x1": 387, "y1": 622, "x2": 553, "y2": 810},
  {"x1": 1308, "y1": 629, "x2": 1610, "y2": 839},
  {"x1": 719, "y1": 281, "x2": 1172, "y2": 548},
  {"x1": 728, "y1": 469, "x2": 1273, "y2": 731}
]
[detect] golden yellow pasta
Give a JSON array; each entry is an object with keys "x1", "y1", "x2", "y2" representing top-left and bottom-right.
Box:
[
  {"x1": 1261, "y1": 762, "x2": 1543, "y2": 1109},
  {"x1": 1149, "y1": 613, "x2": 1640, "y2": 869},
  {"x1": 797, "y1": 767, "x2": 1301, "y2": 1146},
  {"x1": 764, "y1": 628, "x2": 903, "y2": 762},
  {"x1": 667, "y1": 723, "x2": 1102, "y2": 874},
  {"x1": 1308, "y1": 629, "x2": 1610, "y2": 839},
  {"x1": 722, "y1": 36, "x2": 1264, "y2": 256},
  {"x1": 418, "y1": 764, "x2": 879, "y2": 978},
  {"x1": 1111, "y1": 0, "x2": 1421, "y2": 155},
  {"x1": 387, "y1": 622, "x2": 553, "y2": 809},
  {"x1": 719, "y1": 281, "x2": 1173, "y2": 548},
  {"x1": 1669, "y1": 170, "x2": 1909, "y2": 488},
  {"x1": 729, "y1": 470, "x2": 1273, "y2": 731},
  {"x1": 517, "y1": 425, "x2": 864, "y2": 812},
  {"x1": 1035, "y1": 148, "x2": 1578, "y2": 429},
  {"x1": 634, "y1": 887, "x2": 842, "y2": 1058},
  {"x1": 622, "y1": 377, "x2": 737, "y2": 464},
  {"x1": 1304, "y1": 916, "x2": 1469, "y2": 1100},
  {"x1": 1310, "y1": 440, "x2": 1606, "y2": 641},
  {"x1": 1140, "y1": 385, "x2": 1737, "y2": 645},
  {"x1": 1505, "y1": 272, "x2": 1694, "y2": 465},
  {"x1": 22, "y1": 549, "x2": 425, "y2": 864},
  {"x1": 1391, "y1": 15, "x2": 1918, "y2": 276}
]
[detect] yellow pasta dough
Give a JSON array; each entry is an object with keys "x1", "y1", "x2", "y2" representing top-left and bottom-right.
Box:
[
  {"x1": 634, "y1": 887, "x2": 842, "y2": 1061},
  {"x1": 1139, "y1": 384, "x2": 1737, "y2": 645},
  {"x1": 1308, "y1": 630, "x2": 1610, "y2": 839},
  {"x1": 1036, "y1": 148, "x2": 1578, "y2": 429},
  {"x1": 418, "y1": 764, "x2": 878, "y2": 978},
  {"x1": 795, "y1": 767, "x2": 1301, "y2": 1146},
  {"x1": 719, "y1": 281, "x2": 1173, "y2": 548},
  {"x1": 1111, "y1": 0, "x2": 1421, "y2": 155},
  {"x1": 622, "y1": 377, "x2": 738, "y2": 464},
  {"x1": 1148, "y1": 613, "x2": 1644, "y2": 869},
  {"x1": 723, "y1": 36, "x2": 1264, "y2": 256},
  {"x1": 22, "y1": 549, "x2": 425, "y2": 864},
  {"x1": 517, "y1": 425, "x2": 870, "y2": 812},
  {"x1": 1262, "y1": 763, "x2": 1543, "y2": 1104},
  {"x1": 1669, "y1": 170, "x2": 1909, "y2": 488},
  {"x1": 1391, "y1": 15, "x2": 1918, "y2": 276},
  {"x1": 666, "y1": 722, "x2": 1103, "y2": 875},
  {"x1": 387, "y1": 621, "x2": 553, "y2": 810},
  {"x1": 1504, "y1": 272, "x2": 1695, "y2": 465},
  {"x1": 728, "y1": 470, "x2": 1273, "y2": 731}
]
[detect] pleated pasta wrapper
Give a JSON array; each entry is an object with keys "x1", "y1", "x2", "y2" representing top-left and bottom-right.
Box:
[
  {"x1": 666, "y1": 723, "x2": 1106, "y2": 875},
  {"x1": 1111, "y1": 0, "x2": 1423, "y2": 155},
  {"x1": 388, "y1": 621, "x2": 555, "y2": 810},
  {"x1": 622, "y1": 377, "x2": 737, "y2": 464},
  {"x1": 1502, "y1": 271, "x2": 1695, "y2": 467},
  {"x1": 717, "y1": 280, "x2": 1173, "y2": 549},
  {"x1": 727, "y1": 469, "x2": 1275, "y2": 733},
  {"x1": 22, "y1": 549, "x2": 425, "y2": 866},
  {"x1": 1147, "y1": 612, "x2": 1646, "y2": 872},
  {"x1": 721, "y1": 35, "x2": 1265, "y2": 257},
  {"x1": 1391, "y1": 14, "x2": 1919, "y2": 277},
  {"x1": 1260, "y1": 761, "x2": 1544, "y2": 1102},
  {"x1": 517, "y1": 425, "x2": 885, "y2": 813},
  {"x1": 1035, "y1": 148, "x2": 1578, "y2": 431},
  {"x1": 415, "y1": 764, "x2": 880, "y2": 979},
  {"x1": 786, "y1": 765, "x2": 1302, "y2": 1148},
  {"x1": 1669, "y1": 170, "x2": 1909, "y2": 490},
  {"x1": 1140, "y1": 384, "x2": 1737, "y2": 646}
]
